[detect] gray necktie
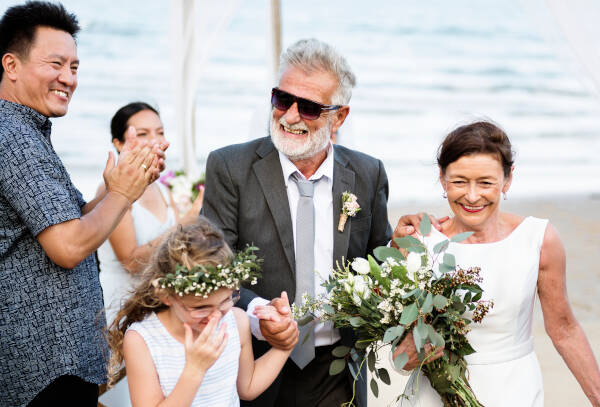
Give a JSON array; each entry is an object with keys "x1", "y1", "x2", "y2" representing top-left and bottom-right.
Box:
[{"x1": 290, "y1": 174, "x2": 317, "y2": 369}]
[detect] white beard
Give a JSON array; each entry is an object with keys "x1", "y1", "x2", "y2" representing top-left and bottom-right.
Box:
[{"x1": 270, "y1": 112, "x2": 331, "y2": 161}]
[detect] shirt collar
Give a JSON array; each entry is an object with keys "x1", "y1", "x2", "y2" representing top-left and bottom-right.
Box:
[
  {"x1": 278, "y1": 142, "x2": 334, "y2": 186},
  {"x1": 0, "y1": 99, "x2": 52, "y2": 139}
]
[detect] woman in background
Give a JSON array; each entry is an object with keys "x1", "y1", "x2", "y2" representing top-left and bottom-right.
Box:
[{"x1": 98, "y1": 102, "x2": 202, "y2": 406}]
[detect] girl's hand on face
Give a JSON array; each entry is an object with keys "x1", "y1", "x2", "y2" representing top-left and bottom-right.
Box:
[{"x1": 183, "y1": 317, "x2": 228, "y2": 376}]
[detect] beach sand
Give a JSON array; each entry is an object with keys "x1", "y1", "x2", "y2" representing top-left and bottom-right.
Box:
[{"x1": 367, "y1": 194, "x2": 600, "y2": 406}]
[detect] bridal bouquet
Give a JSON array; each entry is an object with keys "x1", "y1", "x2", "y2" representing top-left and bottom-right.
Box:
[
  {"x1": 294, "y1": 215, "x2": 493, "y2": 407},
  {"x1": 159, "y1": 170, "x2": 204, "y2": 213}
]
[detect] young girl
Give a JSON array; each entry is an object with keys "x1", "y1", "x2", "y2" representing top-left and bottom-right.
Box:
[{"x1": 107, "y1": 217, "x2": 295, "y2": 406}]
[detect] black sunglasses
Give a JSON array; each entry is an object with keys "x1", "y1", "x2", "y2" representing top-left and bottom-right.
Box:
[{"x1": 271, "y1": 88, "x2": 342, "y2": 120}]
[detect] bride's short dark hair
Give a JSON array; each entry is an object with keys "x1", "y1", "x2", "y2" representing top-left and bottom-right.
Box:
[{"x1": 437, "y1": 121, "x2": 514, "y2": 177}]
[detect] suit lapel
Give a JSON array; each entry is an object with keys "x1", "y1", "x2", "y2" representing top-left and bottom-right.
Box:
[
  {"x1": 252, "y1": 139, "x2": 295, "y2": 273},
  {"x1": 332, "y1": 147, "x2": 355, "y2": 266}
]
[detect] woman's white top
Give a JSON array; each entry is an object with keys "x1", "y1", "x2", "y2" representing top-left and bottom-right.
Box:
[
  {"x1": 99, "y1": 182, "x2": 176, "y2": 324},
  {"x1": 403, "y1": 216, "x2": 548, "y2": 407},
  {"x1": 127, "y1": 311, "x2": 241, "y2": 407}
]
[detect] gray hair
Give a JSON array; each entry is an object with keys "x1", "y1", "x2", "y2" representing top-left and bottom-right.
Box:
[{"x1": 278, "y1": 38, "x2": 356, "y2": 105}]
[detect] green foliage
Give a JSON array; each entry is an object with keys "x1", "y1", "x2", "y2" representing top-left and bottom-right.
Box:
[
  {"x1": 329, "y1": 358, "x2": 346, "y2": 375},
  {"x1": 373, "y1": 246, "x2": 405, "y2": 263},
  {"x1": 370, "y1": 378, "x2": 379, "y2": 398},
  {"x1": 332, "y1": 346, "x2": 351, "y2": 358},
  {"x1": 420, "y1": 213, "x2": 432, "y2": 236}
]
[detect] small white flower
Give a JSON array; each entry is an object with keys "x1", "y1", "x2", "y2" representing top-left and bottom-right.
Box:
[{"x1": 351, "y1": 258, "x2": 371, "y2": 275}]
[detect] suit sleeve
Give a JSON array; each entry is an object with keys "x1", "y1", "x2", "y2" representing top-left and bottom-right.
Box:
[
  {"x1": 367, "y1": 159, "x2": 393, "y2": 253},
  {"x1": 201, "y1": 150, "x2": 239, "y2": 250}
]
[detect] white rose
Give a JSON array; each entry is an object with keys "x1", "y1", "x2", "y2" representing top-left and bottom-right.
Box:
[
  {"x1": 352, "y1": 292, "x2": 362, "y2": 306},
  {"x1": 351, "y1": 258, "x2": 371, "y2": 275},
  {"x1": 406, "y1": 252, "x2": 422, "y2": 274},
  {"x1": 353, "y1": 275, "x2": 366, "y2": 294}
]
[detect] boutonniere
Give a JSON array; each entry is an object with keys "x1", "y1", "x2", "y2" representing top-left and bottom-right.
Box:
[{"x1": 338, "y1": 191, "x2": 361, "y2": 232}]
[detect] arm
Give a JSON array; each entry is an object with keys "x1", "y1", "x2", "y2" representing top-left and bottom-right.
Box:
[
  {"x1": 234, "y1": 307, "x2": 292, "y2": 400},
  {"x1": 538, "y1": 223, "x2": 600, "y2": 406},
  {"x1": 124, "y1": 318, "x2": 227, "y2": 407},
  {"x1": 37, "y1": 146, "x2": 156, "y2": 269}
]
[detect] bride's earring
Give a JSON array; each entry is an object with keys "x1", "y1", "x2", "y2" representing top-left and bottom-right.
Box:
[
  {"x1": 442, "y1": 190, "x2": 447, "y2": 199},
  {"x1": 503, "y1": 192, "x2": 507, "y2": 200}
]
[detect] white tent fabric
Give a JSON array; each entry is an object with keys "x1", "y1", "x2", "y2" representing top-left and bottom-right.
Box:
[
  {"x1": 170, "y1": 0, "x2": 241, "y2": 176},
  {"x1": 522, "y1": 0, "x2": 600, "y2": 100},
  {"x1": 545, "y1": 0, "x2": 600, "y2": 98}
]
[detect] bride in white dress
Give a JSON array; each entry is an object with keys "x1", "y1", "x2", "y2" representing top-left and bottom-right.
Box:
[
  {"x1": 97, "y1": 102, "x2": 203, "y2": 406},
  {"x1": 393, "y1": 121, "x2": 600, "y2": 406}
]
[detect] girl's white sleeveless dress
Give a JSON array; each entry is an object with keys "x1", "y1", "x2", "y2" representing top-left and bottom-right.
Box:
[
  {"x1": 127, "y1": 310, "x2": 241, "y2": 406},
  {"x1": 402, "y1": 216, "x2": 548, "y2": 407},
  {"x1": 98, "y1": 182, "x2": 176, "y2": 407}
]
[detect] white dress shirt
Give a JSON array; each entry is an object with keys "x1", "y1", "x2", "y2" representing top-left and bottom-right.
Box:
[{"x1": 247, "y1": 143, "x2": 341, "y2": 346}]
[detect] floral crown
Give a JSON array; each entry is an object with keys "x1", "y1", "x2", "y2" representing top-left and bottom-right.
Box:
[{"x1": 155, "y1": 245, "x2": 262, "y2": 298}]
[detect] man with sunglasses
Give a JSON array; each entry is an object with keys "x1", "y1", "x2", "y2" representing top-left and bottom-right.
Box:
[{"x1": 202, "y1": 38, "x2": 393, "y2": 407}]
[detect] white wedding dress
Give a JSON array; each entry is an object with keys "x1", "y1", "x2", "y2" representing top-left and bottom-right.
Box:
[
  {"x1": 98, "y1": 182, "x2": 176, "y2": 407},
  {"x1": 401, "y1": 216, "x2": 548, "y2": 407}
]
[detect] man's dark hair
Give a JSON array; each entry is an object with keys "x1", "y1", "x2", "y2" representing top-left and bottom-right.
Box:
[{"x1": 0, "y1": 1, "x2": 80, "y2": 80}]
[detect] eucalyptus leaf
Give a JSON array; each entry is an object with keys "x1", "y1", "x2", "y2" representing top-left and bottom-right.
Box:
[
  {"x1": 332, "y1": 346, "x2": 350, "y2": 358},
  {"x1": 443, "y1": 253, "x2": 456, "y2": 268},
  {"x1": 378, "y1": 368, "x2": 391, "y2": 385},
  {"x1": 429, "y1": 331, "x2": 446, "y2": 348},
  {"x1": 433, "y1": 239, "x2": 450, "y2": 254},
  {"x1": 402, "y1": 288, "x2": 420, "y2": 299},
  {"x1": 393, "y1": 235, "x2": 421, "y2": 248},
  {"x1": 399, "y1": 303, "x2": 418, "y2": 325},
  {"x1": 451, "y1": 231, "x2": 474, "y2": 242},
  {"x1": 422, "y1": 292, "x2": 433, "y2": 314},
  {"x1": 433, "y1": 294, "x2": 448, "y2": 310},
  {"x1": 367, "y1": 351, "x2": 376, "y2": 372},
  {"x1": 438, "y1": 263, "x2": 453, "y2": 274},
  {"x1": 393, "y1": 352, "x2": 409, "y2": 371},
  {"x1": 370, "y1": 378, "x2": 379, "y2": 398},
  {"x1": 408, "y1": 245, "x2": 426, "y2": 254},
  {"x1": 329, "y1": 358, "x2": 346, "y2": 375},
  {"x1": 322, "y1": 304, "x2": 335, "y2": 315},
  {"x1": 383, "y1": 326, "x2": 399, "y2": 343},
  {"x1": 349, "y1": 316, "x2": 365, "y2": 327},
  {"x1": 416, "y1": 318, "x2": 428, "y2": 340},
  {"x1": 419, "y1": 213, "x2": 432, "y2": 236},
  {"x1": 373, "y1": 246, "x2": 405, "y2": 263}
]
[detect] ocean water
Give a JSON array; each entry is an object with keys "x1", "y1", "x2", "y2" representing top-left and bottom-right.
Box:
[{"x1": 4, "y1": 0, "x2": 600, "y2": 203}]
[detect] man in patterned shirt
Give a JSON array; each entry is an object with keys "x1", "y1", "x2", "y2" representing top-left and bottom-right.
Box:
[{"x1": 0, "y1": 2, "x2": 166, "y2": 406}]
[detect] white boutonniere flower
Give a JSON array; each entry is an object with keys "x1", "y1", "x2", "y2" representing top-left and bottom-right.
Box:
[{"x1": 338, "y1": 191, "x2": 361, "y2": 232}]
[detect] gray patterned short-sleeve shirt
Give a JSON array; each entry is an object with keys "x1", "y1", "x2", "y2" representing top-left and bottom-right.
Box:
[{"x1": 0, "y1": 99, "x2": 107, "y2": 406}]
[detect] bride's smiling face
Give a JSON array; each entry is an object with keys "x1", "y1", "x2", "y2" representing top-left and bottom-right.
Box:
[{"x1": 441, "y1": 153, "x2": 512, "y2": 231}]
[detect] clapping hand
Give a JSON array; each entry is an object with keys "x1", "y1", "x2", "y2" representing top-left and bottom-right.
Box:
[
  {"x1": 183, "y1": 317, "x2": 228, "y2": 376},
  {"x1": 254, "y1": 291, "x2": 299, "y2": 351}
]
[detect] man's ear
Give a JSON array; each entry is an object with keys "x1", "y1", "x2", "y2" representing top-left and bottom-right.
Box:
[
  {"x1": 2, "y1": 53, "x2": 19, "y2": 81},
  {"x1": 330, "y1": 105, "x2": 350, "y2": 136}
]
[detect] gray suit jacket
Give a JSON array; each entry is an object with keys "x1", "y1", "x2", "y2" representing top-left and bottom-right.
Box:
[{"x1": 202, "y1": 137, "x2": 393, "y2": 305}]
